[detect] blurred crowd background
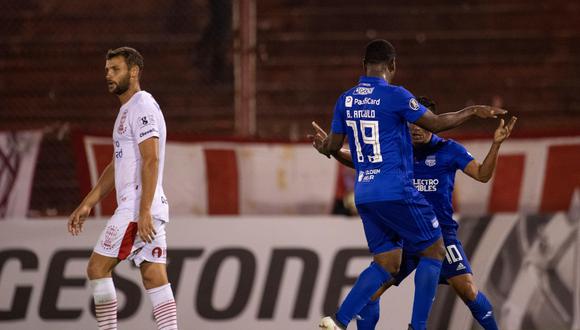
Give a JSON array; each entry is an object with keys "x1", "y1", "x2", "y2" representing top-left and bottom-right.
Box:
[{"x1": 1, "y1": 0, "x2": 579, "y2": 216}]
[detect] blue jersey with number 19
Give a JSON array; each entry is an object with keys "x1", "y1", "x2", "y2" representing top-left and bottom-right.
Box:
[{"x1": 331, "y1": 76, "x2": 428, "y2": 204}]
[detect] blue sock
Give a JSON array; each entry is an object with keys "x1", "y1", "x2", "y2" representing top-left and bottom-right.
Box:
[
  {"x1": 335, "y1": 262, "x2": 391, "y2": 327},
  {"x1": 410, "y1": 257, "x2": 442, "y2": 330},
  {"x1": 356, "y1": 298, "x2": 380, "y2": 330},
  {"x1": 466, "y1": 292, "x2": 499, "y2": 330}
]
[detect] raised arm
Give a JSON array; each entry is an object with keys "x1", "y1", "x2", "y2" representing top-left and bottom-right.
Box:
[
  {"x1": 68, "y1": 159, "x2": 115, "y2": 235},
  {"x1": 463, "y1": 116, "x2": 517, "y2": 182},
  {"x1": 414, "y1": 105, "x2": 507, "y2": 133}
]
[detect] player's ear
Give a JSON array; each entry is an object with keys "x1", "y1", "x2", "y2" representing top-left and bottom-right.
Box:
[
  {"x1": 130, "y1": 65, "x2": 140, "y2": 80},
  {"x1": 387, "y1": 58, "x2": 396, "y2": 74}
]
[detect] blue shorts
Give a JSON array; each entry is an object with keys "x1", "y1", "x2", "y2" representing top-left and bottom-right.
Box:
[
  {"x1": 393, "y1": 237, "x2": 473, "y2": 285},
  {"x1": 357, "y1": 197, "x2": 442, "y2": 255}
]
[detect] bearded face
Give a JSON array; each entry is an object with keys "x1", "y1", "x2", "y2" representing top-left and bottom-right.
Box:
[
  {"x1": 105, "y1": 56, "x2": 133, "y2": 95},
  {"x1": 109, "y1": 70, "x2": 130, "y2": 95}
]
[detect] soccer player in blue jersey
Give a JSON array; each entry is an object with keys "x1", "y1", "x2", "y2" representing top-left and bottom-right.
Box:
[
  {"x1": 316, "y1": 39, "x2": 507, "y2": 330},
  {"x1": 310, "y1": 96, "x2": 517, "y2": 330}
]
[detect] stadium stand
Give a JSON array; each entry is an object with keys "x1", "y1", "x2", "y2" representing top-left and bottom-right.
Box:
[
  {"x1": 0, "y1": 0, "x2": 578, "y2": 215},
  {"x1": 256, "y1": 0, "x2": 580, "y2": 136}
]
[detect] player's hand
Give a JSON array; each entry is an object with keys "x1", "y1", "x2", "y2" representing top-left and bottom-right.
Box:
[
  {"x1": 68, "y1": 204, "x2": 91, "y2": 236},
  {"x1": 473, "y1": 105, "x2": 508, "y2": 119},
  {"x1": 138, "y1": 210, "x2": 157, "y2": 243},
  {"x1": 306, "y1": 121, "x2": 331, "y2": 157},
  {"x1": 494, "y1": 116, "x2": 517, "y2": 143}
]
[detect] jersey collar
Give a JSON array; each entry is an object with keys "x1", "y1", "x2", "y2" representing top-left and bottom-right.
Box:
[
  {"x1": 415, "y1": 133, "x2": 443, "y2": 151},
  {"x1": 359, "y1": 76, "x2": 389, "y2": 86},
  {"x1": 428, "y1": 134, "x2": 443, "y2": 147},
  {"x1": 120, "y1": 90, "x2": 146, "y2": 111}
]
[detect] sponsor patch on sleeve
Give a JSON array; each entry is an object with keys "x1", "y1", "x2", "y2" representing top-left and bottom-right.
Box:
[
  {"x1": 409, "y1": 98, "x2": 420, "y2": 111},
  {"x1": 139, "y1": 128, "x2": 159, "y2": 139},
  {"x1": 138, "y1": 115, "x2": 155, "y2": 128}
]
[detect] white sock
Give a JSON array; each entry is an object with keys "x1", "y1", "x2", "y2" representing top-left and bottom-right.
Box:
[
  {"x1": 148, "y1": 283, "x2": 178, "y2": 330},
  {"x1": 90, "y1": 278, "x2": 118, "y2": 330}
]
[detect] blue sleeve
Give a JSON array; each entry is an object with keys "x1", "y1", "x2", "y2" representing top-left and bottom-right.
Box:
[
  {"x1": 449, "y1": 141, "x2": 474, "y2": 171},
  {"x1": 394, "y1": 87, "x2": 427, "y2": 123},
  {"x1": 330, "y1": 95, "x2": 346, "y2": 134}
]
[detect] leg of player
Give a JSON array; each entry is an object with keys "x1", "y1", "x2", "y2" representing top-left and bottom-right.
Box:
[
  {"x1": 448, "y1": 274, "x2": 499, "y2": 330},
  {"x1": 87, "y1": 253, "x2": 120, "y2": 330},
  {"x1": 356, "y1": 298, "x2": 380, "y2": 330},
  {"x1": 357, "y1": 249, "x2": 421, "y2": 330},
  {"x1": 327, "y1": 249, "x2": 401, "y2": 329},
  {"x1": 141, "y1": 262, "x2": 178, "y2": 330},
  {"x1": 411, "y1": 237, "x2": 445, "y2": 330},
  {"x1": 355, "y1": 281, "x2": 394, "y2": 330}
]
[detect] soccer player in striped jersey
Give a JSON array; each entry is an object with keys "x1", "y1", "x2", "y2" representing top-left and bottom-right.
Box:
[{"x1": 68, "y1": 47, "x2": 178, "y2": 330}]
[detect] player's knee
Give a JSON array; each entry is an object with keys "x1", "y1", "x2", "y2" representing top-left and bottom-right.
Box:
[
  {"x1": 373, "y1": 257, "x2": 400, "y2": 275},
  {"x1": 141, "y1": 269, "x2": 156, "y2": 288},
  {"x1": 421, "y1": 238, "x2": 446, "y2": 260},
  {"x1": 140, "y1": 262, "x2": 168, "y2": 289},
  {"x1": 462, "y1": 283, "x2": 478, "y2": 301},
  {"x1": 380, "y1": 262, "x2": 400, "y2": 276},
  {"x1": 141, "y1": 275, "x2": 155, "y2": 289},
  {"x1": 86, "y1": 260, "x2": 110, "y2": 280},
  {"x1": 453, "y1": 279, "x2": 478, "y2": 302},
  {"x1": 86, "y1": 253, "x2": 117, "y2": 280}
]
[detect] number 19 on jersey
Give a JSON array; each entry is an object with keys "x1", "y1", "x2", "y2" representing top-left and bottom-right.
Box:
[{"x1": 346, "y1": 120, "x2": 382, "y2": 163}]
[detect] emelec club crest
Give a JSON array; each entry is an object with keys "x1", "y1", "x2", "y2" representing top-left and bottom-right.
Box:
[{"x1": 425, "y1": 155, "x2": 436, "y2": 167}]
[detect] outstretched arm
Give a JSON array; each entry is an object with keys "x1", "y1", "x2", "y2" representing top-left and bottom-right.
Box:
[
  {"x1": 414, "y1": 105, "x2": 507, "y2": 133},
  {"x1": 463, "y1": 116, "x2": 517, "y2": 182},
  {"x1": 68, "y1": 159, "x2": 115, "y2": 235}
]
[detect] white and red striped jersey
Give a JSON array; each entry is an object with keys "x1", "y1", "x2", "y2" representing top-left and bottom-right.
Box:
[{"x1": 112, "y1": 91, "x2": 169, "y2": 222}]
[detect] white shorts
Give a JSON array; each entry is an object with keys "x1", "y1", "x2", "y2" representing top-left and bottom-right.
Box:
[{"x1": 94, "y1": 213, "x2": 167, "y2": 267}]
